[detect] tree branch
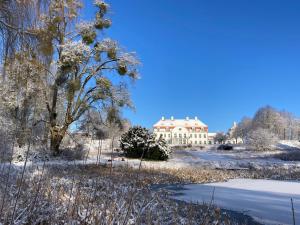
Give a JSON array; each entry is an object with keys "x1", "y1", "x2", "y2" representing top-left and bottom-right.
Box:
[{"x1": 0, "y1": 20, "x2": 37, "y2": 36}]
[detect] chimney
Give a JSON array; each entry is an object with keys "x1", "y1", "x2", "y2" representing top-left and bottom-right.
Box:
[
  {"x1": 186, "y1": 116, "x2": 189, "y2": 120},
  {"x1": 161, "y1": 116, "x2": 165, "y2": 121},
  {"x1": 195, "y1": 116, "x2": 198, "y2": 120},
  {"x1": 171, "y1": 116, "x2": 174, "y2": 121}
]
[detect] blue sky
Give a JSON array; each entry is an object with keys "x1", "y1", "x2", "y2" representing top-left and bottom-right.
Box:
[{"x1": 83, "y1": 0, "x2": 300, "y2": 132}]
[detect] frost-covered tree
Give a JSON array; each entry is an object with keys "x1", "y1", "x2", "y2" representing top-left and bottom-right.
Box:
[
  {"x1": 214, "y1": 132, "x2": 227, "y2": 144},
  {"x1": 246, "y1": 128, "x2": 278, "y2": 151},
  {"x1": 0, "y1": 0, "x2": 52, "y2": 147},
  {"x1": 252, "y1": 106, "x2": 284, "y2": 136},
  {"x1": 45, "y1": 1, "x2": 139, "y2": 154},
  {"x1": 234, "y1": 117, "x2": 252, "y2": 142},
  {"x1": 1, "y1": 0, "x2": 139, "y2": 155},
  {"x1": 236, "y1": 106, "x2": 300, "y2": 141},
  {"x1": 0, "y1": 0, "x2": 140, "y2": 155}
]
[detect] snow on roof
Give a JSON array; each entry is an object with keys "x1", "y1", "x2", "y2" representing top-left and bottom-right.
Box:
[{"x1": 153, "y1": 117, "x2": 207, "y2": 128}]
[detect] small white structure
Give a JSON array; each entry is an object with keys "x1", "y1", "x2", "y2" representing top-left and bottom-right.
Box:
[
  {"x1": 208, "y1": 132, "x2": 217, "y2": 145},
  {"x1": 153, "y1": 116, "x2": 209, "y2": 146},
  {"x1": 226, "y1": 122, "x2": 243, "y2": 144}
]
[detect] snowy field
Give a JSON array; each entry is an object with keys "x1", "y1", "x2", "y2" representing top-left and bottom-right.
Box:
[
  {"x1": 169, "y1": 148, "x2": 300, "y2": 170},
  {"x1": 167, "y1": 141, "x2": 300, "y2": 170},
  {"x1": 7, "y1": 141, "x2": 300, "y2": 171},
  {"x1": 165, "y1": 179, "x2": 300, "y2": 225}
]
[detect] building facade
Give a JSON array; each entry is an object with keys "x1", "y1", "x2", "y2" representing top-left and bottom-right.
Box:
[{"x1": 153, "y1": 116, "x2": 209, "y2": 146}]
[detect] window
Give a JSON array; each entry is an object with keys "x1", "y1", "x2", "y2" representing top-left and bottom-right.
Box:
[
  {"x1": 199, "y1": 134, "x2": 201, "y2": 138},
  {"x1": 160, "y1": 134, "x2": 163, "y2": 138},
  {"x1": 204, "y1": 134, "x2": 206, "y2": 138},
  {"x1": 179, "y1": 134, "x2": 182, "y2": 138},
  {"x1": 184, "y1": 134, "x2": 186, "y2": 138},
  {"x1": 195, "y1": 141, "x2": 197, "y2": 145},
  {"x1": 190, "y1": 134, "x2": 192, "y2": 138},
  {"x1": 168, "y1": 134, "x2": 171, "y2": 138},
  {"x1": 194, "y1": 134, "x2": 197, "y2": 138},
  {"x1": 204, "y1": 141, "x2": 206, "y2": 144},
  {"x1": 174, "y1": 133, "x2": 177, "y2": 138},
  {"x1": 199, "y1": 141, "x2": 202, "y2": 144},
  {"x1": 164, "y1": 134, "x2": 166, "y2": 138}
]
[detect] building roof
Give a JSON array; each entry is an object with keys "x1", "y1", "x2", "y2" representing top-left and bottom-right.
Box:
[{"x1": 153, "y1": 116, "x2": 207, "y2": 128}]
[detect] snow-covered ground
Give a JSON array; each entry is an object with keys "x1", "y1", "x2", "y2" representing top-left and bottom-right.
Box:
[
  {"x1": 170, "y1": 148, "x2": 300, "y2": 169},
  {"x1": 166, "y1": 179, "x2": 300, "y2": 225},
  {"x1": 5, "y1": 140, "x2": 300, "y2": 171}
]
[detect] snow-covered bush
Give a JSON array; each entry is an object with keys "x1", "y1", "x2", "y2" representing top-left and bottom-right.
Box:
[
  {"x1": 246, "y1": 128, "x2": 279, "y2": 151},
  {"x1": 148, "y1": 136, "x2": 171, "y2": 160},
  {"x1": 120, "y1": 126, "x2": 149, "y2": 158},
  {"x1": 120, "y1": 126, "x2": 171, "y2": 160}
]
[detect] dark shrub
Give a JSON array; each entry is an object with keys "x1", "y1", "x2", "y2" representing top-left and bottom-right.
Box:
[
  {"x1": 60, "y1": 144, "x2": 86, "y2": 160},
  {"x1": 217, "y1": 144, "x2": 233, "y2": 150},
  {"x1": 275, "y1": 151, "x2": 300, "y2": 161}
]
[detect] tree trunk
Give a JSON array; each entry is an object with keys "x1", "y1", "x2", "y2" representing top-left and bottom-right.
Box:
[
  {"x1": 50, "y1": 125, "x2": 67, "y2": 156},
  {"x1": 50, "y1": 131, "x2": 64, "y2": 156}
]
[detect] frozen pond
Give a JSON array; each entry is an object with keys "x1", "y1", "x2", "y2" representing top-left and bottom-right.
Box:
[{"x1": 165, "y1": 179, "x2": 300, "y2": 225}]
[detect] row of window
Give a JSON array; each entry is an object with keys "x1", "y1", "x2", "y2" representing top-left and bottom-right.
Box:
[
  {"x1": 167, "y1": 140, "x2": 216, "y2": 145},
  {"x1": 160, "y1": 133, "x2": 206, "y2": 138},
  {"x1": 171, "y1": 140, "x2": 207, "y2": 145},
  {"x1": 156, "y1": 128, "x2": 206, "y2": 132}
]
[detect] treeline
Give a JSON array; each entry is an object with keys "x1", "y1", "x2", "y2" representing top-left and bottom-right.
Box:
[
  {"x1": 233, "y1": 106, "x2": 300, "y2": 141},
  {"x1": 227, "y1": 106, "x2": 300, "y2": 151}
]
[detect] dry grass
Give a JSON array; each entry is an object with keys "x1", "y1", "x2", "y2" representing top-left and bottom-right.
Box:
[
  {"x1": 0, "y1": 163, "x2": 247, "y2": 225},
  {"x1": 1, "y1": 157, "x2": 299, "y2": 225}
]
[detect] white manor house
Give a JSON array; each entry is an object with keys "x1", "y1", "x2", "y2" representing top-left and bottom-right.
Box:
[{"x1": 153, "y1": 116, "x2": 216, "y2": 146}]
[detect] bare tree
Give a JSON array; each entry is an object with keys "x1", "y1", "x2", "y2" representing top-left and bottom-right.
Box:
[
  {"x1": 246, "y1": 128, "x2": 278, "y2": 151},
  {"x1": 214, "y1": 132, "x2": 227, "y2": 144},
  {"x1": 234, "y1": 117, "x2": 252, "y2": 142}
]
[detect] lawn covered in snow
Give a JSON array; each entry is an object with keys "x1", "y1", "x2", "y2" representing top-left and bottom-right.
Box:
[{"x1": 168, "y1": 179, "x2": 300, "y2": 225}]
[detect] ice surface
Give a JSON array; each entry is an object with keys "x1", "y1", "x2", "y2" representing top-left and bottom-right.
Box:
[{"x1": 168, "y1": 179, "x2": 300, "y2": 225}]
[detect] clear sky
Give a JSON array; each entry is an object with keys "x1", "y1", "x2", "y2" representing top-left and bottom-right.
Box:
[{"x1": 83, "y1": 0, "x2": 300, "y2": 132}]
